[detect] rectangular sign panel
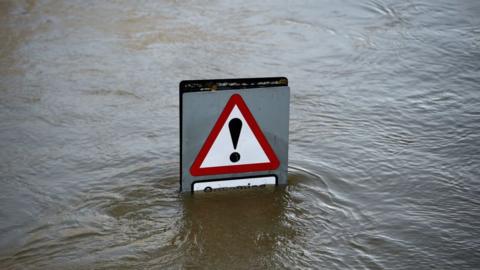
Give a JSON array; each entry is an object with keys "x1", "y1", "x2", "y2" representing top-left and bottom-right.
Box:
[
  {"x1": 180, "y1": 77, "x2": 290, "y2": 192},
  {"x1": 192, "y1": 176, "x2": 277, "y2": 192}
]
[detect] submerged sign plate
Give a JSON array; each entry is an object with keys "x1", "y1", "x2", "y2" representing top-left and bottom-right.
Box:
[
  {"x1": 180, "y1": 77, "x2": 290, "y2": 192},
  {"x1": 193, "y1": 176, "x2": 277, "y2": 192}
]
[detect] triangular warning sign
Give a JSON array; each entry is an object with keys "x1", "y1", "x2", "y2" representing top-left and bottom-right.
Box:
[{"x1": 190, "y1": 94, "x2": 280, "y2": 176}]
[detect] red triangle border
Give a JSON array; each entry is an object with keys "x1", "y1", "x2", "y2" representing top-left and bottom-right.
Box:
[{"x1": 190, "y1": 94, "x2": 280, "y2": 176}]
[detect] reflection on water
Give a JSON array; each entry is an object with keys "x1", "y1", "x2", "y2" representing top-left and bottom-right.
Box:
[
  {"x1": 1, "y1": 0, "x2": 480, "y2": 269},
  {"x1": 181, "y1": 187, "x2": 293, "y2": 269}
]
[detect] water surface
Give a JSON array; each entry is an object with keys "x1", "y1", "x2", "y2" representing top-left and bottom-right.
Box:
[{"x1": 1, "y1": 0, "x2": 480, "y2": 269}]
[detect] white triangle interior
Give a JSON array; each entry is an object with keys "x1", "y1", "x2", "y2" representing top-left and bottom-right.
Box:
[{"x1": 200, "y1": 105, "x2": 270, "y2": 168}]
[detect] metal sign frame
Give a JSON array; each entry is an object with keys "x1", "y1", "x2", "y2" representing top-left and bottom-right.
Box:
[{"x1": 179, "y1": 77, "x2": 289, "y2": 193}]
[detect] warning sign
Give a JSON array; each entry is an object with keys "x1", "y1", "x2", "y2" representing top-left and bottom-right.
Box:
[
  {"x1": 180, "y1": 77, "x2": 290, "y2": 193},
  {"x1": 190, "y1": 94, "x2": 279, "y2": 176}
]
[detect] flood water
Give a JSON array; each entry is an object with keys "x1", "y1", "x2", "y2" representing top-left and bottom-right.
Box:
[{"x1": 1, "y1": 0, "x2": 480, "y2": 269}]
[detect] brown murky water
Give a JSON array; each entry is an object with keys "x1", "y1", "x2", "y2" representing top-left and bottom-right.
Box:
[{"x1": 1, "y1": 0, "x2": 480, "y2": 269}]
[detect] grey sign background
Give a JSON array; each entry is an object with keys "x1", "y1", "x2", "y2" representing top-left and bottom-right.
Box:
[{"x1": 180, "y1": 86, "x2": 290, "y2": 192}]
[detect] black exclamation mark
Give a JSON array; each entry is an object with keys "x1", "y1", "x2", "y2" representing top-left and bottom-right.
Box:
[{"x1": 229, "y1": 118, "x2": 242, "y2": 163}]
